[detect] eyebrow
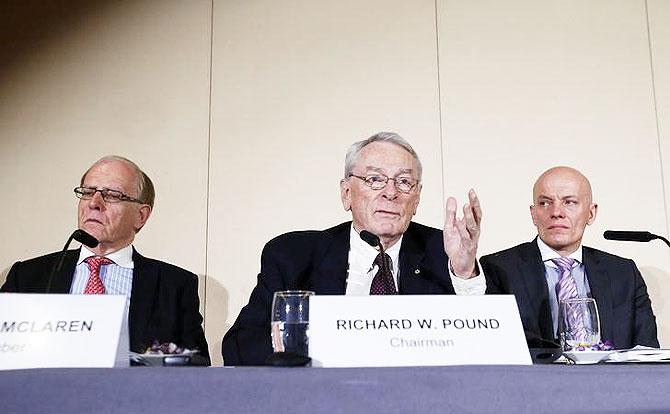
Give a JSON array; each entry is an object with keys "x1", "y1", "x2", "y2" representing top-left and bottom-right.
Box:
[
  {"x1": 536, "y1": 194, "x2": 578, "y2": 200},
  {"x1": 364, "y1": 166, "x2": 415, "y2": 175},
  {"x1": 83, "y1": 185, "x2": 126, "y2": 193}
]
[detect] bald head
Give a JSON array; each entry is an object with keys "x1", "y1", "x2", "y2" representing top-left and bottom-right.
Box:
[
  {"x1": 81, "y1": 155, "x2": 155, "y2": 208},
  {"x1": 533, "y1": 166, "x2": 593, "y2": 204},
  {"x1": 530, "y1": 166, "x2": 598, "y2": 256}
]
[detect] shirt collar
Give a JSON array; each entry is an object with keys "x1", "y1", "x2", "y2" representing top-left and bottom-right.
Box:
[
  {"x1": 385, "y1": 234, "x2": 402, "y2": 261},
  {"x1": 349, "y1": 225, "x2": 403, "y2": 270},
  {"x1": 536, "y1": 237, "x2": 582, "y2": 266},
  {"x1": 77, "y1": 244, "x2": 134, "y2": 269}
]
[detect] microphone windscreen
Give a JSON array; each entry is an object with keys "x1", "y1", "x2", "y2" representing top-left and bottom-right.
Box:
[
  {"x1": 359, "y1": 230, "x2": 380, "y2": 247},
  {"x1": 73, "y1": 229, "x2": 100, "y2": 248},
  {"x1": 603, "y1": 230, "x2": 655, "y2": 242}
]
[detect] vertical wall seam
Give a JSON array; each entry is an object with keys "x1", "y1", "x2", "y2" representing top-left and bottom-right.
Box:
[
  {"x1": 644, "y1": 0, "x2": 670, "y2": 240},
  {"x1": 203, "y1": 0, "x2": 215, "y2": 330},
  {"x1": 434, "y1": 0, "x2": 446, "y2": 204}
]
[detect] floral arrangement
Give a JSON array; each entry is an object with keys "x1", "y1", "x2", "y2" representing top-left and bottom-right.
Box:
[
  {"x1": 568, "y1": 340, "x2": 614, "y2": 352},
  {"x1": 144, "y1": 340, "x2": 194, "y2": 355}
]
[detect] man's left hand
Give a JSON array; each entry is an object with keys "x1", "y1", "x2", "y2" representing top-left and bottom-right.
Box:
[{"x1": 443, "y1": 189, "x2": 482, "y2": 278}]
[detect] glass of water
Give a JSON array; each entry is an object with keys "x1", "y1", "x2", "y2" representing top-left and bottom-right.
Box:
[
  {"x1": 270, "y1": 290, "x2": 314, "y2": 357},
  {"x1": 558, "y1": 297, "x2": 601, "y2": 351}
]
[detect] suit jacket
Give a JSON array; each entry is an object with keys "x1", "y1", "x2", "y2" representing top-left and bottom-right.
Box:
[
  {"x1": 222, "y1": 221, "x2": 455, "y2": 366},
  {"x1": 1, "y1": 248, "x2": 211, "y2": 365},
  {"x1": 481, "y1": 240, "x2": 659, "y2": 349}
]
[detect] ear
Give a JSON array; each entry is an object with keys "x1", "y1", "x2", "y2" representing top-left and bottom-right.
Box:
[
  {"x1": 412, "y1": 184, "x2": 422, "y2": 215},
  {"x1": 135, "y1": 205, "x2": 152, "y2": 232},
  {"x1": 529, "y1": 205, "x2": 537, "y2": 226},
  {"x1": 586, "y1": 203, "x2": 598, "y2": 225},
  {"x1": 340, "y1": 179, "x2": 352, "y2": 211}
]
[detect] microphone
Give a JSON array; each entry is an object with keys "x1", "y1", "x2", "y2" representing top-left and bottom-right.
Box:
[
  {"x1": 72, "y1": 229, "x2": 99, "y2": 248},
  {"x1": 45, "y1": 229, "x2": 99, "y2": 293},
  {"x1": 603, "y1": 230, "x2": 670, "y2": 248},
  {"x1": 359, "y1": 230, "x2": 380, "y2": 248},
  {"x1": 359, "y1": 230, "x2": 389, "y2": 275}
]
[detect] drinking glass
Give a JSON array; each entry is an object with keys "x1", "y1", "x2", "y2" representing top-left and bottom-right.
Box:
[
  {"x1": 270, "y1": 290, "x2": 314, "y2": 356},
  {"x1": 558, "y1": 297, "x2": 600, "y2": 351}
]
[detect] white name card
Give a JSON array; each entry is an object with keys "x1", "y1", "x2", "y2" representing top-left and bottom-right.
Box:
[
  {"x1": 0, "y1": 293, "x2": 125, "y2": 370},
  {"x1": 309, "y1": 295, "x2": 531, "y2": 367}
]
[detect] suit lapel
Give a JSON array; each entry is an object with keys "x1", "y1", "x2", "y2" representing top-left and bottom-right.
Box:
[
  {"x1": 397, "y1": 225, "x2": 427, "y2": 294},
  {"x1": 51, "y1": 250, "x2": 80, "y2": 293},
  {"x1": 128, "y1": 248, "x2": 159, "y2": 349},
  {"x1": 583, "y1": 247, "x2": 614, "y2": 343},
  {"x1": 517, "y1": 241, "x2": 555, "y2": 340},
  {"x1": 311, "y1": 223, "x2": 350, "y2": 294}
]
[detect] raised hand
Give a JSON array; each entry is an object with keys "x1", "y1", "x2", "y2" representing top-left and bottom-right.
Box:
[{"x1": 443, "y1": 189, "x2": 482, "y2": 278}]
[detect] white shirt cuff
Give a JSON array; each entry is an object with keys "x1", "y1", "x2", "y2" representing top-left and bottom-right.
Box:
[{"x1": 449, "y1": 259, "x2": 486, "y2": 295}]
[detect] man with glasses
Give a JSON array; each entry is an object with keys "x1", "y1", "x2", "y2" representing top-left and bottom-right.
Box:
[
  {"x1": 1, "y1": 156, "x2": 210, "y2": 365},
  {"x1": 223, "y1": 132, "x2": 485, "y2": 365}
]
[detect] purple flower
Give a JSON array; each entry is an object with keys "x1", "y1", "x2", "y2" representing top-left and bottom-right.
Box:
[{"x1": 146, "y1": 340, "x2": 186, "y2": 355}]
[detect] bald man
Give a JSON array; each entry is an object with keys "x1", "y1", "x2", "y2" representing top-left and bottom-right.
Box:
[{"x1": 481, "y1": 166, "x2": 658, "y2": 349}]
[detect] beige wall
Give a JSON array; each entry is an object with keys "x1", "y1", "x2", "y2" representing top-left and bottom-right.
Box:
[
  {"x1": 206, "y1": 0, "x2": 445, "y2": 362},
  {"x1": 438, "y1": 0, "x2": 670, "y2": 349},
  {"x1": 1, "y1": 0, "x2": 669, "y2": 365},
  {"x1": 0, "y1": 0, "x2": 212, "y2": 342}
]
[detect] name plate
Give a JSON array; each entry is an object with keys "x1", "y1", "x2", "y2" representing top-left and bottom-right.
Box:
[
  {"x1": 309, "y1": 295, "x2": 531, "y2": 367},
  {"x1": 0, "y1": 294, "x2": 125, "y2": 370}
]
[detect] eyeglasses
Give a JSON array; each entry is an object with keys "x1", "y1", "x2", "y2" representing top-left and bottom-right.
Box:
[
  {"x1": 348, "y1": 173, "x2": 418, "y2": 194},
  {"x1": 74, "y1": 187, "x2": 144, "y2": 204}
]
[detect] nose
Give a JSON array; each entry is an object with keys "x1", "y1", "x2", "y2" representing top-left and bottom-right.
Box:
[
  {"x1": 87, "y1": 190, "x2": 106, "y2": 210},
  {"x1": 550, "y1": 202, "x2": 565, "y2": 218},
  {"x1": 380, "y1": 180, "x2": 400, "y2": 200}
]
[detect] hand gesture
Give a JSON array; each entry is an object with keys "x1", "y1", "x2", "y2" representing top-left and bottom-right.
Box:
[{"x1": 443, "y1": 189, "x2": 482, "y2": 278}]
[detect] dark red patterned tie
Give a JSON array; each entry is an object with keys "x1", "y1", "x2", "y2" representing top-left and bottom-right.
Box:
[
  {"x1": 370, "y1": 252, "x2": 397, "y2": 295},
  {"x1": 84, "y1": 256, "x2": 113, "y2": 294}
]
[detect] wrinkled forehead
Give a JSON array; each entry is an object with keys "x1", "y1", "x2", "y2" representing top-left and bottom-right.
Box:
[
  {"x1": 355, "y1": 142, "x2": 419, "y2": 176},
  {"x1": 533, "y1": 169, "x2": 592, "y2": 201},
  {"x1": 82, "y1": 160, "x2": 139, "y2": 193}
]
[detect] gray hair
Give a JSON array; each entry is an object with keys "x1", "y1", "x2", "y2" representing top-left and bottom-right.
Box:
[
  {"x1": 81, "y1": 155, "x2": 156, "y2": 208},
  {"x1": 344, "y1": 132, "x2": 422, "y2": 180}
]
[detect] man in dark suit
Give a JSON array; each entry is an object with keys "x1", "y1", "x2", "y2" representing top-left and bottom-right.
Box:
[
  {"x1": 223, "y1": 132, "x2": 485, "y2": 365},
  {"x1": 1, "y1": 156, "x2": 210, "y2": 365},
  {"x1": 481, "y1": 166, "x2": 658, "y2": 349}
]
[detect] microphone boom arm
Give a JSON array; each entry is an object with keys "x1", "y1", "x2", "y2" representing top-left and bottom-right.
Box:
[
  {"x1": 603, "y1": 230, "x2": 670, "y2": 248},
  {"x1": 655, "y1": 234, "x2": 670, "y2": 248}
]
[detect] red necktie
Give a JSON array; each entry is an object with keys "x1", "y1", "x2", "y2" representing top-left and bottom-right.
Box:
[
  {"x1": 84, "y1": 256, "x2": 113, "y2": 294},
  {"x1": 370, "y1": 252, "x2": 397, "y2": 295}
]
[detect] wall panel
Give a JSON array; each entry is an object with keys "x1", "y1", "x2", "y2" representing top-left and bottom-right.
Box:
[
  {"x1": 650, "y1": 1, "x2": 670, "y2": 229},
  {"x1": 649, "y1": 0, "x2": 670, "y2": 346},
  {"x1": 208, "y1": 0, "x2": 443, "y2": 365},
  {"x1": 437, "y1": 0, "x2": 670, "y2": 345},
  {"x1": 2, "y1": 1, "x2": 670, "y2": 365},
  {"x1": 0, "y1": 0, "x2": 212, "y2": 351}
]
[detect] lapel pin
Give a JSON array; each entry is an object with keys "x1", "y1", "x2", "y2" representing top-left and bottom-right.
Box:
[{"x1": 414, "y1": 269, "x2": 421, "y2": 275}]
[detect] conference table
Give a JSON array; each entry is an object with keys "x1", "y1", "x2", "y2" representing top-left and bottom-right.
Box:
[{"x1": 3, "y1": 363, "x2": 670, "y2": 413}]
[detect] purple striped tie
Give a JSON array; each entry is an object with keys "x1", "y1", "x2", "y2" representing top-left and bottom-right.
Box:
[
  {"x1": 370, "y1": 253, "x2": 397, "y2": 295},
  {"x1": 552, "y1": 257, "x2": 587, "y2": 341}
]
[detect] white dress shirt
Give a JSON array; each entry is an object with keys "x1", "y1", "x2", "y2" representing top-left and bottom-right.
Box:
[
  {"x1": 345, "y1": 225, "x2": 486, "y2": 295},
  {"x1": 70, "y1": 244, "x2": 135, "y2": 313}
]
